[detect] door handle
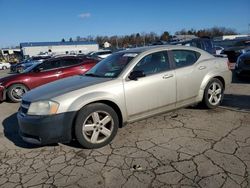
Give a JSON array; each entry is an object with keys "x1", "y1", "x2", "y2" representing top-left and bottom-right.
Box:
[
  {"x1": 199, "y1": 66, "x2": 206, "y2": 70},
  {"x1": 163, "y1": 74, "x2": 173, "y2": 79},
  {"x1": 56, "y1": 71, "x2": 62, "y2": 74}
]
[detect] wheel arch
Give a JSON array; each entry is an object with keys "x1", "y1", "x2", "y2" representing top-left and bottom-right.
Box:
[
  {"x1": 213, "y1": 76, "x2": 225, "y2": 89},
  {"x1": 6, "y1": 82, "x2": 30, "y2": 90},
  {"x1": 70, "y1": 99, "x2": 124, "y2": 140},
  {"x1": 5, "y1": 82, "x2": 30, "y2": 100},
  {"x1": 198, "y1": 74, "x2": 226, "y2": 101}
]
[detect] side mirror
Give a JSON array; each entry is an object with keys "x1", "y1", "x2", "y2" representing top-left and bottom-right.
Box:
[
  {"x1": 34, "y1": 67, "x2": 43, "y2": 72},
  {"x1": 128, "y1": 70, "x2": 145, "y2": 81}
]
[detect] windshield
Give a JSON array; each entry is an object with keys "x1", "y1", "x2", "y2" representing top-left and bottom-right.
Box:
[{"x1": 85, "y1": 52, "x2": 138, "y2": 78}]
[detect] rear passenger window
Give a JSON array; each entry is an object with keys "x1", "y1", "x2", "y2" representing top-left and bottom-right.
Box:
[
  {"x1": 172, "y1": 50, "x2": 200, "y2": 68},
  {"x1": 60, "y1": 59, "x2": 80, "y2": 67}
]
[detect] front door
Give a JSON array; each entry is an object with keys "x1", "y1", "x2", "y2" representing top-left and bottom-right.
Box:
[
  {"x1": 28, "y1": 60, "x2": 62, "y2": 89},
  {"x1": 124, "y1": 51, "x2": 176, "y2": 119}
]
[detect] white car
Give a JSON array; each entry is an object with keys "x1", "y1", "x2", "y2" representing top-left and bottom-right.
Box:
[
  {"x1": 0, "y1": 62, "x2": 11, "y2": 70},
  {"x1": 18, "y1": 45, "x2": 232, "y2": 148}
]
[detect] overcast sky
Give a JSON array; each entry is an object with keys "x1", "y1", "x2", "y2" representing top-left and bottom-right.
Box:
[{"x1": 0, "y1": 0, "x2": 249, "y2": 47}]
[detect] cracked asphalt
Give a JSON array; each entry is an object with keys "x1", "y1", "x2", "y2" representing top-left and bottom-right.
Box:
[{"x1": 0, "y1": 69, "x2": 250, "y2": 188}]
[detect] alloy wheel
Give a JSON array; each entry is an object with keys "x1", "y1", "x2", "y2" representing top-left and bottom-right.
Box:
[
  {"x1": 11, "y1": 86, "x2": 27, "y2": 100},
  {"x1": 82, "y1": 111, "x2": 114, "y2": 144},
  {"x1": 207, "y1": 82, "x2": 222, "y2": 106}
]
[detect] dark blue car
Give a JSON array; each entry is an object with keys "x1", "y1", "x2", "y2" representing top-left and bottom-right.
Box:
[
  {"x1": 171, "y1": 38, "x2": 216, "y2": 55},
  {"x1": 10, "y1": 56, "x2": 51, "y2": 73}
]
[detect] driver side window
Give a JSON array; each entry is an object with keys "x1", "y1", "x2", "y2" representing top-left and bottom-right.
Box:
[
  {"x1": 133, "y1": 51, "x2": 170, "y2": 76},
  {"x1": 37, "y1": 60, "x2": 60, "y2": 71}
]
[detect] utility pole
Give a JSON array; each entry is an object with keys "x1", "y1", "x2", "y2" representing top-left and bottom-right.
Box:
[
  {"x1": 116, "y1": 38, "x2": 118, "y2": 49},
  {"x1": 248, "y1": 23, "x2": 250, "y2": 35}
]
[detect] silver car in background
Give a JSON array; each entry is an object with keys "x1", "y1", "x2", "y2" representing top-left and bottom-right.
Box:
[{"x1": 18, "y1": 45, "x2": 232, "y2": 148}]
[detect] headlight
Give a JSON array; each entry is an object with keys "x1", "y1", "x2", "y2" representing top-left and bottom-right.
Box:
[{"x1": 27, "y1": 100, "x2": 59, "y2": 115}]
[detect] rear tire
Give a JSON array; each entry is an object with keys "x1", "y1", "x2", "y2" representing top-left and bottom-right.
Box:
[
  {"x1": 7, "y1": 84, "x2": 28, "y2": 103},
  {"x1": 75, "y1": 103, "x2": 119, "y2": 149},
  {"x1": 202, "y1": 78, "x2": 224, "y2": 109}
]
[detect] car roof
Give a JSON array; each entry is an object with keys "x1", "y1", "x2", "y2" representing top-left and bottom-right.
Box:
[
  {"x1": 95, "y1": 50, "x2": 112, "y2": 52},
  {"x1": 117, "y1": 45, "x2": 206, "y2": 54},
  {"x1": 47, "y1": 55, "x2": 79, "y2": 61},
  {"x1": 44, "y1": 55, "x2": 97, "y2": 63}
]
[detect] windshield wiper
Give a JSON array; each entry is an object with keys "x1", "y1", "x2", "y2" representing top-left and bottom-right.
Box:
[{"x1": 85, "y1": 73, "x2": 101, "y2": 77}]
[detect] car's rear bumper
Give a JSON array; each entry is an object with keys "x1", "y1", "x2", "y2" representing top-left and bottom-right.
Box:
[
  {"x1": 17, "y1": 111, "x2": 76, "y2": 145},
  {"x1": 222, "y1": 70, "x2": 232, "y2": 89}
]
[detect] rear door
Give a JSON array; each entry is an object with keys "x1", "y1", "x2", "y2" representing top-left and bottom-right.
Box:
[
  {"x1": 170, "y1": 49, "x2": 207, "y2": 106},
  {"x1": 27, "y1": 60, "x2": 62, "y2": 88}
]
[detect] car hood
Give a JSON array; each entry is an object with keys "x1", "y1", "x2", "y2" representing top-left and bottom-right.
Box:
[
  {"x1": 23, "y1": 75, "x2": 112, "y2": 102},
  {"x1": 224, "y1": 46, "x2": 246, "y2": 52},
  {"x1": 0, "y1": 73, "x2": 20, "y2": 83}
]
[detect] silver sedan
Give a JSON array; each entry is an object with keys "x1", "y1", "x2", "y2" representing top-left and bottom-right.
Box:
[{"x1": 18, "y1": 45, "x2": 232, "y2": 148}]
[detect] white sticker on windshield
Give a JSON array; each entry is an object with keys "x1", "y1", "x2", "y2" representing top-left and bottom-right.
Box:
[
  {"x1": 104, "y1": 72, "x2": 115, "y2": 77},
  {"x1": 123, "y1": 53, "x2": 138, "y2": 57}
]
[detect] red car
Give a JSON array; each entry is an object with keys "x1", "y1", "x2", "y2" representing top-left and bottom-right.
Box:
[{"x1": 0, "y1": 56, "x2": 99, "y2": 102}]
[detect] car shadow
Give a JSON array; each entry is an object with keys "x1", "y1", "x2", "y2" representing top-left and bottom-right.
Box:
[
  {"x1": 221, "y1": 94, "x2": 250, "y2": 112},
  {"x1": 2, "y1": 113, "x2": 57, "y2": 149},
  {"x1": 187, "y1": 93, "x2": 250, "y2": 112},
  {"x1": 63, "y1": 140, "x2": 85, "y2": 149}
]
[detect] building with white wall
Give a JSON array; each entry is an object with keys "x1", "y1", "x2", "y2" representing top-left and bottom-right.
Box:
[
  {"x1": 20, "y1": 41, "x2": 99, "y2": 57},
  {"x1": 214, "y1": 35, "x2": 250, "y2": 41},
  {"x1": 103, "y1": 41, "x2": 111, "y2": 48}
]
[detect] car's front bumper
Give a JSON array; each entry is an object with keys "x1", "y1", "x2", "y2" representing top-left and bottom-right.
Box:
[
  {"x1": 235, "y1": 65, "x2": 250, "y2": 77},
  {"x1": 17, "y1": 111, "x2": 76, "y2": 145},
  {"x1": 0, "y1": 86, "x2": 6, "y2": 102}
]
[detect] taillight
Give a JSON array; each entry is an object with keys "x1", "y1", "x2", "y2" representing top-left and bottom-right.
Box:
[
  {"x1": 227, "y1": 61, "x2": 230, "y2": 70},
  {"x1": 227, "y1": 61, "x2": 235, "y2": 70}
]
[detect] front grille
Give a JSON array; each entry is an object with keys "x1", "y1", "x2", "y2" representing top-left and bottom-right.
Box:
[{"x1": 20, "y1": 100, "x2": 31, "y2": 115}]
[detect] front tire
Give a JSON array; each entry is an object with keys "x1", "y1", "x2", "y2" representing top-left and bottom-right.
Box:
[
  {"x1": 7, "y1": 84, "x2": 28, "y2": 103},
  {"x1": 75, "y1": 103, "x2": 119, "y2": 149},
  {"x1": 203, "y1": 78, "x2": 224, "y2": 109},
  {"x1": 2, "y1": 66, "x2": 7, "y2": 70},
  {"x1": 17, "y1": 67, "x2": 24, "y2": 73}
]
